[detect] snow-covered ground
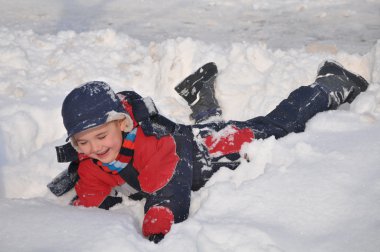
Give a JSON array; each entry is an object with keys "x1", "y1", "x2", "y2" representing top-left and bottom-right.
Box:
[
  {"x1": 0, "y1": 1, "x2": 379, "y2": 251},
  {"x1": 1, "y1": 0, "x2": 379, "y2": 54}
]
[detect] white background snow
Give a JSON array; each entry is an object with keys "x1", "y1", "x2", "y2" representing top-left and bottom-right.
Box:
[{"x1": 0, "y1": 0, "x2": 380, "y2": 251}]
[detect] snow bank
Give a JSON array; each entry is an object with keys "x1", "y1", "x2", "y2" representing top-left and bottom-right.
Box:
[
  {"x1": 1, "y1": 0, "x2": 379, "y2": 54},
  {"x1": 0, "y1": 29, "x2": 379, "y2": 252}
]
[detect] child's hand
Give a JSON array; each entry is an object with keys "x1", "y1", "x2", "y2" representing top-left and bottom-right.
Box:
[{"x1": 142, "y1": 206, "x2": 174, "y2": 243}]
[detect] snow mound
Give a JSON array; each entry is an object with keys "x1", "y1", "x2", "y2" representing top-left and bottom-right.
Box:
[{"x1": 0, "y1": 29, "x2": 380, "y2": 252}]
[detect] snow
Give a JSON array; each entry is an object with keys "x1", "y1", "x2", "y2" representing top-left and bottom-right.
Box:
[{"x1": 0, "y1": 0, "x2": 380, "y2": 251}]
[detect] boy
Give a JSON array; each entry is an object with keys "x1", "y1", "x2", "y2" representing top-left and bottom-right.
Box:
[{"x1": 50, "y1": 61, "x2": 368, "y2": 243}]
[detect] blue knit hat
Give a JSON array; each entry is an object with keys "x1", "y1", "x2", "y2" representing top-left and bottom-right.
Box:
[{"x1": 62, "y1": 81, "x2": 133, "y2": 141}]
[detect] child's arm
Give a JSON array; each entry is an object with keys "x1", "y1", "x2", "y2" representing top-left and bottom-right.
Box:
[
  {"x1": 133, "y1": 129, "x2": 193, "y2": 242},
  {"x1": 72, "y1": 159, "x2": 125, "y2": 208},
  {"x1": 142, "y1": 176, "x2": 191, "y2": 243}
]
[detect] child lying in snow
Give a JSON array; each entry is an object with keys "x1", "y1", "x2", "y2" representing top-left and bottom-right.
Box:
[{"x1": 50, "y1": 61, "x2": 368, "y2": 243}]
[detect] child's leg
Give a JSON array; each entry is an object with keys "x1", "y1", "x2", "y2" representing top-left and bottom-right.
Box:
[
  {"x1": 191, "y1": 85, "x2": 328, "y2": 157},
  {"x1": 190, "y1": 61, "x2": 369, "y2": 188},
  {"x1": 189, "y1": 85, "x2": 327, "y2": 189},
  {"x1": 196, "y1": 60, "x2": 369, "y2": 141},
  {"x1": 232, "y1": 85, "x2": 330, "y2": 139},
  {"x1": 244, "y1": 60, "x2": 369, "y2": 139}
]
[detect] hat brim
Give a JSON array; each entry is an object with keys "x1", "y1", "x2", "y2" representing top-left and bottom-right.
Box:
[
  {"x1": 65, "y1": 112, "x2": 133, "y2": 141},
  {"x1": 65, "y1": 116, "x2": 108, "y2": 142}
]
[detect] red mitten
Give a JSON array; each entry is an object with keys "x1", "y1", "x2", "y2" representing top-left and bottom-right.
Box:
[{"x1": 142, "y1": 206, "x2": 174, "y2": 238}]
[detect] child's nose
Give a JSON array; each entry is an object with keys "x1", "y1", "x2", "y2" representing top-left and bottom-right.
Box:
[{"x1": 90, "y1": 142, "x2": 101, "y2": 153}]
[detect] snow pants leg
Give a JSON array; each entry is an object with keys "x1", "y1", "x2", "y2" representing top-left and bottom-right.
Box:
[
  {"x1": 190, "y1": 85, "x2": 330, "y2": 190},
  {"x1": 231, "y1": 85, "x2": 330, "y2": 139}
]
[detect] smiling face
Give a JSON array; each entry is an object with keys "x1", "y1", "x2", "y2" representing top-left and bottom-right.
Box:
[{"x1": 73, "y1": 120, "x2": 126, "y2": 163}]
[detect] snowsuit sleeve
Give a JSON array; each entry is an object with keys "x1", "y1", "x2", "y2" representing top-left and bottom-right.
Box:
[
  {"x1": 133, "y1": 128, "x2": 179, "y2": 193},
  {"x1": 133, "y1": 126, "x2": 194, "y2": 224},
  {"x1": 73, "y1": 159, "x2": 125, "y2": 207}
]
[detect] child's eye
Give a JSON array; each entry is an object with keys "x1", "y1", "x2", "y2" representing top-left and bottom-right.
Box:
[
  {"x1": 98, "y1": 135, "x2": 106, "y2": 140},
  {"x1": 77, "y1": 141, "x2": 87, "y2": 146}
]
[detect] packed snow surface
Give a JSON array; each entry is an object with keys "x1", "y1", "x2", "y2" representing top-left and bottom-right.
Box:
[{"x1": 0, "y1": 1, "x2": 379, "y2": 252}]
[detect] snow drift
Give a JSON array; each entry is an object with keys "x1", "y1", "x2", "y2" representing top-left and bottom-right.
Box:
[{"x1": 0, "y1": 28, "x2": 379, "y2": 252}]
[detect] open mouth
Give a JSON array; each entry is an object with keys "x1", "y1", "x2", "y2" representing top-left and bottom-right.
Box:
[{"x1": 96, "y1": 149, "x2": 110, "y2": 159}]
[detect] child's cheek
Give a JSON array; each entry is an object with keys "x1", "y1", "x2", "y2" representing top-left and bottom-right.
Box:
[{"x1": 78, "y1": 145, "x2": 89, "y2": 155}]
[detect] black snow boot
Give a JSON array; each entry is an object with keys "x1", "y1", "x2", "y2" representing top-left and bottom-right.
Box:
[
  {"x1": 314, "y1": 60, "x2": 369, "y2": 108},
  {"x1": 175, "y1": 62, "x2": 222, "y2": 123}
]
